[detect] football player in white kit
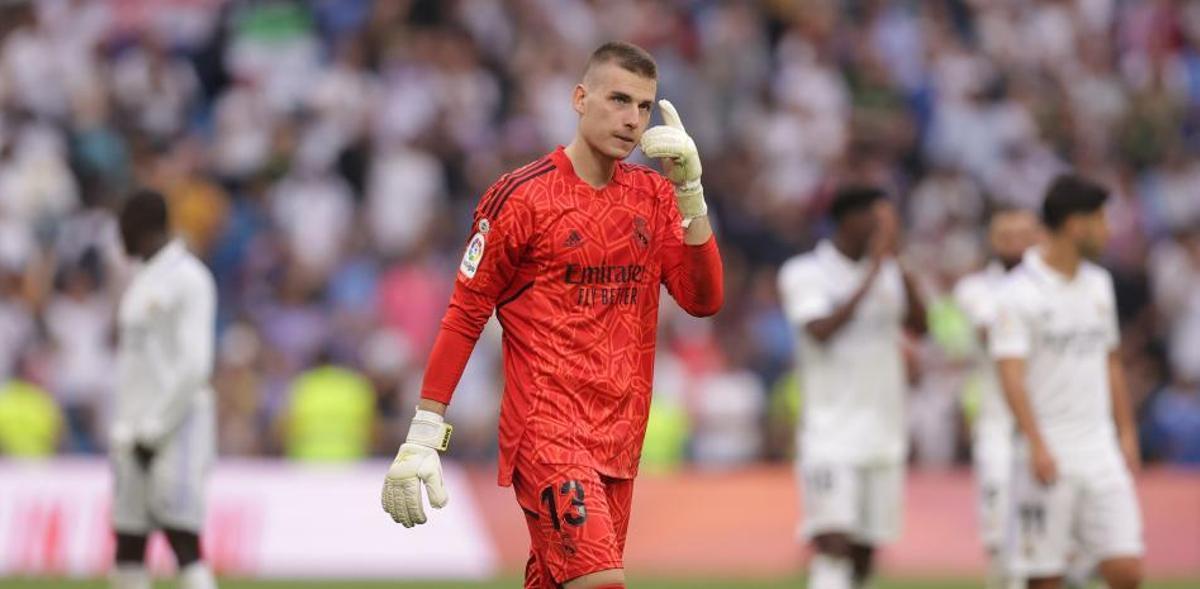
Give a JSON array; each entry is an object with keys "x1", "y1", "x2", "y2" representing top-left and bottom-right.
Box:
[
  {"x1": 992, "y1": 175, "x2": 1143, "y2": 589},
  {"x1": 110, "y1": 190, "x2": 218, "y2": 589},
  {"x1": 778, "y1": 186, "x2": 927, "y2": 589},
  {"x1": 953, "y1": 206, "x2": 1040, "y2": 589}
]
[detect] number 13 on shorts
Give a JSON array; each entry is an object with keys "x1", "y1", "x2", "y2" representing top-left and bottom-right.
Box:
[
  {"x1": 542, "y1": 480, "x2": 589, "y2": 532},
  {"x1": 515, "y1": 464, "x2": 632, "y2": 584}
]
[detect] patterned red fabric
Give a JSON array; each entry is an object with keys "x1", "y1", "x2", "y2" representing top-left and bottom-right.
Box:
[
  {"x1": 513, "y1": 453, "x2": 634, "y2": 587},
  {"x1": 419, "y1": 146, "x2": 723, "y2": 485}
]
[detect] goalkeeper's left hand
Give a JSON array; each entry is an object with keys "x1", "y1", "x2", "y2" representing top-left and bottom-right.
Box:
[
  {"x1": 381, "y1": 409, "x2": 452, "y2": 528},
  {"x1": 639, "y1": 99, "x2": 707, "y2": 227}
]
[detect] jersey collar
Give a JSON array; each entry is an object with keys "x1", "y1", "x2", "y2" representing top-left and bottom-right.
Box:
[
  {"x1": 145, "y1": 238, "x2": 186, "y2": 269},
  {"x1": 550, "y1": 145, "x2": 628, "y2": 190},
  {"x1": 1023, "y1": 247, "x2": 1074, "y2": 286},
  {"x1": 816, "y1": 239, "x2": 867, "y2": 274}
]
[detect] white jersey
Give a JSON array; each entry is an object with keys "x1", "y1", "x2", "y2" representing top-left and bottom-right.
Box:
[
  {"x1": 953, "y1": 262, "x2": 1014, "y2": 440},
  {"x1": 779, "y1": 240, "x2": 908, "y2": 465},
  {"x1": 955, "y1": 261, "x2": 1020, "y2": 551},
  {"x1": 114, "y1": 239, "x2": 217, "y2": 446},
  {"x1": 990, "y1": 248, "x2": 1121, "y2": 460}
]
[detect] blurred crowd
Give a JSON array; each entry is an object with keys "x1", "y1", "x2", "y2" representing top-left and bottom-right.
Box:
[{"x1": 0, "y1": 0, "x2": 1198, "y2": 467}]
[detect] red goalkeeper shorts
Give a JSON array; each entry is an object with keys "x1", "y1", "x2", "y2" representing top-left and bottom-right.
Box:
[{"x1": 512, "y1": 455, "x2": 634, "y2": 588}]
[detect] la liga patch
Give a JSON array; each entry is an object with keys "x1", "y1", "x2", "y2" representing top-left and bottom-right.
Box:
[{"x1": 460, "y1": 232, "x2": 486, "y2": 278}]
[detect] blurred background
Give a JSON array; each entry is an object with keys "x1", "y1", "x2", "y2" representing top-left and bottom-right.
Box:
[{"x1": 0, "y1": 0, "x2": 1198, "y2": 585}]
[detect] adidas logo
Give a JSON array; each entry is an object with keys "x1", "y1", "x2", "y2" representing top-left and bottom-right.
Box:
[{"x1": 564, "y1": 230, "x2": 583, "y2": 248}]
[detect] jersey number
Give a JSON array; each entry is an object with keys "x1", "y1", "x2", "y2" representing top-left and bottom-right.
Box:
[
  {"x1": 1019, "y1": 503, "x2": 1046, "y2": 536},
  {"x1": 540, "y1": 480, "x2": 587, "y2": 530},
  {"x1": 808, "y1": 467, "x2": 835, "y2": 494}
]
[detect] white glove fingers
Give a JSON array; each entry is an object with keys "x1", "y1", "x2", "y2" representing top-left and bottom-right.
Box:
[
  {"x1": 385, "y1": 416, "x2": 453, "y2": 528},
  {"x1": 640, "y1": 128, "x2": 688, "y2": 159},
  {"x1": 404, "y1": 479, "x2": 427, "y2": 525},
  {"x1": 641, "y1": 97, "x2": 707, "y2": 225},
  {"x1": 383, "y1": 482, "x2": 411, "y2": 527},
  {"x1": 658, "y1": 99, "x2": 684, "y2": 131}
]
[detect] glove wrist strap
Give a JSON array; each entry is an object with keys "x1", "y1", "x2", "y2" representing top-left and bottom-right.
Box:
[
  {"x1": 676, "y1": 180, "x2": 707, "y2": 228},
  {"x1": 406, "y1": 408, "x2": 453, "y2": 451}
]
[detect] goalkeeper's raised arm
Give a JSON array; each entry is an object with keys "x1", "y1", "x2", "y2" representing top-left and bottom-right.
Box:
[{"x1": 640, "y1": 99, "x2": 723, "y2": 317}]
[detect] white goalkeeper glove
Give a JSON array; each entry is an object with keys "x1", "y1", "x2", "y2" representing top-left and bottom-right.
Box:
[
  {"x1": 639, "y1": 99, "x2": 707, "y2": 227},
  {"x1": 381, "y1": 409, "x2": 452, "y2": 528}
]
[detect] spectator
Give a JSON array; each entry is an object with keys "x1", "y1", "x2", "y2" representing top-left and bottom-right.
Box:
[
  {"x1": 280, "y1": 355, "x2": 376, "y2": 462},
  {"x1": 1146, "y1": 381, "x2": 1200, "y2": 466},
  {"x1": 42, "y1": 257, "x2": 112, "y2": 453},
  {"x1": 0, "y1": 355, "x2": 63, "y2": 458}
]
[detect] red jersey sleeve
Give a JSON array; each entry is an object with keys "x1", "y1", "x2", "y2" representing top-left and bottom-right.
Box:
[
  {"x1": 421, "y1": 159, "x2": 551, "y2": 404},
  {"x1": 656, "y1": 178, "x2": 724, "y2": 317}
]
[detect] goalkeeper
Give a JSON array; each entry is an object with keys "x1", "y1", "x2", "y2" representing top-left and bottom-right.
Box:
[{"x1": 380, "y1": 41, "x2": 723, "y2": 589}]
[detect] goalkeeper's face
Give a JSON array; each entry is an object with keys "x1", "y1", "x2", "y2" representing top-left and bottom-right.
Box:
[{"x1": 573, "y1": 63, "x2": 656, "y2": 160}]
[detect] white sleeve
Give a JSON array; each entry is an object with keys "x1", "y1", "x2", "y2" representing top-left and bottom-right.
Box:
[
  {"x1": 953, "y1": 276, "x2": 996, "y2": 328},
  {"x1": 989, "y1": 284, "x2": 1031, "y2": 360},
  {"x1": 137, "y1": 264, "x2": 216, "y2": 444},
  {"x1": 778, "y1": 259, "x2": 832, "y2": 327}
]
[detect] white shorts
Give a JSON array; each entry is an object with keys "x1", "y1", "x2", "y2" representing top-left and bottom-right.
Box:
[
  {"x1": 973, "y1": 427, "x2": 1014, "y2": 551},
  {"x1": 798, "y1": 461, "x2": 904, "y2": 546},
  {"x1": 112, "y1": 409, "x2": 215, "y2": 534},
  {"x1": 1007, "y1": 448, "x2": 1143, "y2": 578}
]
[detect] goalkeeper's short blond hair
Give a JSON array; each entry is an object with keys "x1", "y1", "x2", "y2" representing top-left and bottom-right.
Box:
[{"x1": 584, "y1": 41, "x2": 657, "y2": 80}]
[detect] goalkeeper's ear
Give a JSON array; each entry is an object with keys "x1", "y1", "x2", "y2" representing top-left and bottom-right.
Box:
[{"x1": 572, "y1": 83, "x2": 588, "y2": 116}]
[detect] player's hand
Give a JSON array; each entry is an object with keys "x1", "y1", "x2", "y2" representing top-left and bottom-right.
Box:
[
  {"x1": 639, "y1": 99, "x2": 707, "y2": 225},
  {"x1": 1120, "y1": 431, "x2": 1141, "y2": 474},
  {"x1": 133, "y1": 442, "x2": 157, "y2": 470},
  {"x1": 381, "y1": 410, "x2": 452, "y2": 528},
  {"x1": 869, "y1": 201, "x2": 900, "y2": 260},
  {"x1": 1031, "y1": 441, "x2": 1058, "y2": 486},
  {"x1": 868, "y1": 231, "x2": 890, "y2": 263}
]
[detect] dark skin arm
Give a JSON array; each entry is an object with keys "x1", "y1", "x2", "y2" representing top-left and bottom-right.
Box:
[
  {"x1": 807, "y1": 201, "x2": 925, "y2": 341},
  {"x1": 805, "y1": 257, "x2": 882, "y2": 343},
  {"x1": 882, "y1": 201, "x2": 926, "y2": 335},
  {"x1": 899, "y1": 264, "x2": 927, "y2": 335}
]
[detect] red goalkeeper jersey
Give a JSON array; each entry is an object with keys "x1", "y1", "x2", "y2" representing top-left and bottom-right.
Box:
[{"x1": 421, "y1": 146, "x2": 723, "y2": 485}]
